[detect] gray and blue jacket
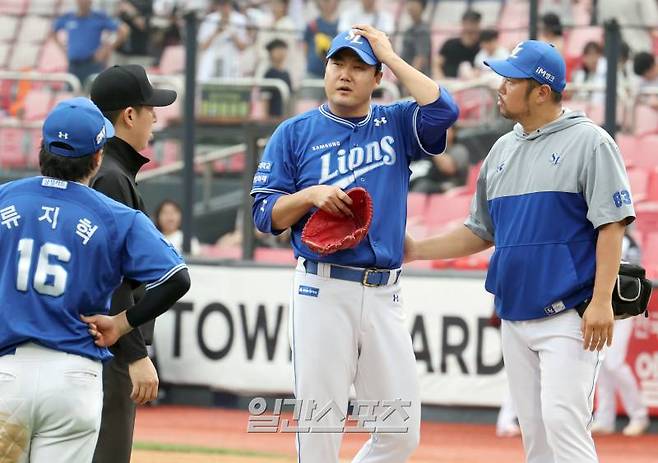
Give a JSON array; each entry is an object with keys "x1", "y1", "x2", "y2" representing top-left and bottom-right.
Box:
[{"x1": 465, "y1": 110, "x2": 635, "y2": 321}]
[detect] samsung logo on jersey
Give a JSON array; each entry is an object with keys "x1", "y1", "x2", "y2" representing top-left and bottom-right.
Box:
[
  {"x1": 319, "y1": 136, "x2": 397, "y2": 186},
  {"x1": 312, "y1": 141, "x2": 341, "y2": 151}
]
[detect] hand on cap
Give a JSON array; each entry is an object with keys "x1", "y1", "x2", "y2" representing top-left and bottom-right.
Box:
[{"x1": 352, "y1": 24, "x2": 395, "y2": 65}]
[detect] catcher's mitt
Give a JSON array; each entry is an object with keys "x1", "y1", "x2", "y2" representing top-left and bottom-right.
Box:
[{"x1": 301, "y1": 187, "x2": 373, "y2": 256}]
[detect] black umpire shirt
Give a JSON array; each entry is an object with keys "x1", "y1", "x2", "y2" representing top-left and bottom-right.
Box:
[{"x1": 91, "y1": 136, "x2": 154, "y2": 363}]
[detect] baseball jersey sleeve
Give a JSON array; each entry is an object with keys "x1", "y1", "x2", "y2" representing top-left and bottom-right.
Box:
[
  {"x1": 580, "y1": 138, "x2": 635, "y2": 228},
  {"x1": 394, "y1": 88, "x2": 459, "y2": 161},
  {"x1": 251, "y1": 123, "x2": 297, "y2": 234},
  {"x1": 100, "y1": 12, "x2": 119, "y2": 32},
  {"x1": 464, "y1": 160, "x2": 495, "y2": 242},
  {"x1": 120, "y1": 211, "x2": 187, "y2": 287},
  {"x1": 53, "y1": 15, "x2": 67, "y2": 32}
]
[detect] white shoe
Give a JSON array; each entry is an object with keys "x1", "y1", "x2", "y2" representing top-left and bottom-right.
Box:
[
  {"x1": 622, "y1": 418, "x2": 650, "y2": 437},
  {"x1": 496, "y1": 424, "x2": 521, "y2": 437},
  {"x1": 590, "y1": 422, "x2": 615, "y2": 435}
]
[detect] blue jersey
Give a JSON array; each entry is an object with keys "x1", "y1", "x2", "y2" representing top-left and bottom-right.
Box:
[
  {"x1": 54, "y1": 12, "x2": 118, "y2": 61},
  {"x1": 252, "y1": 94, "x2": 458, "y2": 269},
  {"x1": 0, "y1": 177, "x2": 186, "y2": 361}
]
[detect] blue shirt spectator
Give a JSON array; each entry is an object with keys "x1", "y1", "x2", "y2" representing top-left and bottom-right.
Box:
[
  {"x1": 51, "y1": 1, "x2": 128, "y2": 86},
  {"x1": 303, "y1": 0, "x2": 339, "y2": 78}
]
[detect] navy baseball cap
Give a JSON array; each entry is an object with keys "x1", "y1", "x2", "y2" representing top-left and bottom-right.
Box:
[
  {"x1": 485, "y1": 40, "x2": 566, "y2": 93},
  {"x1": 326, "y1": 30, "x2": 380, "y2": 66},
  {"x1": 43, "y1": 97, "x2": 115, "y2": 158}
]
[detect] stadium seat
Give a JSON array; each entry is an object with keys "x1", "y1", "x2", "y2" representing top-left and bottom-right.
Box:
[
  {"x1": 433, "y1": 1, "x2": 468, "y2": 27},
  {"x1": 425, "y1": 193, "x2": 471, "y2": 228},
  {"x1": 498, "y1": 0, "x2": 528, "y2": 28},
  {"x1": 0, "y1": 43, "x2": 10, "y2": 68},
  {"x1": 0, "y1": 0, "x2": 27, "y2": 15},
  {"x1": 17, "y1": 15, "x2": 50, "y2": 43},
  {"x1": 23, "y1": 89, "x2": 52, "y2": 120},
  {"x1": 8, "y1": 42, "x2": 39, "y2": 70},
  {"x1": 616, "y1": 133, "x2": 637, "y2": 167},
  {"x1": 642, "y1": 232, "x2": 658, "y2": 279},
  {"x1": 565, "y1": 26, "x2": 603, "y2": 60},
  {"x1": 200, "y1": 244, "x2": 242, "y2": 260},
  {"x1": 0, "y1": 15, "x2": 19, "y2": 42},
  {"x1": 647, "y1": 167, "x2": 658, "y2": 201},
  {"x1": 157, "y1": 45, "x2": 185, "y2": 74},
  {"x1": 253, "y1": 247, "x2": 295, "y2": 265},
  {"x1": 634, "y1": 201, "x2": 658, "y2": 236},
  {"x1": 407, "y1": 192, "x2": 428, "y2": 219},
  {"x1": 38, "y1": 39, "x2": 68, "y2": 72},
  {"x1": 633, "y1": 105, "x2": 658, "y2": 137},
  {"x1": 27, "y1": 0, "x2": 55, "y2": 15},
  {"x1": 627, "y1": 168, "x2": 650, "y2": 203},
  {"x1": 472, "y1": 1, "x2": 503, "y2": 27},
  {"x1": 628, "y1": 135, "x2": 658, "y2": 169},
  {"x1": 0, "y1": 128, "x2": 27, "y2": 168}
]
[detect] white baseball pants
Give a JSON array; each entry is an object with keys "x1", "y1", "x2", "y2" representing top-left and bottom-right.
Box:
[
  {"x1": 502, "y1": 310, "x2": 602, "y2": 463},
  {"x1": 290, "y1": 260, "x2": 420, "y2": 463},
  {"x1": 0, "y1": 343, "x2": 103, "y2": 463}
]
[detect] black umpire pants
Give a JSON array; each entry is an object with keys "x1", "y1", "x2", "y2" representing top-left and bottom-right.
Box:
[{"x1": 92, "y1": 357, "x2": 136, "y2": 463}]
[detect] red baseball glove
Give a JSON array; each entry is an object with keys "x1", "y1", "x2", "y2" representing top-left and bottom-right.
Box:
[{"x1": 301, "y1": 187, "x2": 373, "y2": 256}]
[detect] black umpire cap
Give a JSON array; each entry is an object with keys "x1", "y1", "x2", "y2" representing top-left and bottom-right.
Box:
[{"x1": 90, "y1": 65, "x2": 177, "y2": 112}]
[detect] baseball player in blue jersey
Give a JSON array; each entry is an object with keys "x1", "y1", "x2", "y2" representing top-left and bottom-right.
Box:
[
  {"x1": 0, "y1": 97, "x2": 190, "y2": 463},
  {"x1": 251, "y1": 26, "x2": 458, "y2": 462},
  {"x1": 406, "y1": 41, "x2": 635, "y2": 462}
]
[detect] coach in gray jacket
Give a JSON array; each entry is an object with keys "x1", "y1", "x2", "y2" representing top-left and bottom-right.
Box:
[{"x1": 405, "y1": 41, "x2": 634, "y2": 463}]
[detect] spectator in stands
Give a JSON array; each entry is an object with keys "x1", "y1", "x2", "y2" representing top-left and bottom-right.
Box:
[
  {"x1": 303, "y1": 0, "x2": 339, "y2": 78},
  {"x1": 155, "y1": 199, "x2": 201, "y2": 255},
  {"x1": 538, "y1": 12, "x2": 564, "y2": 53},
  {"x1": 472, "y1": 29, "x2": 508, "y2": 77},
  {"x1": 51, "y1": 0, "x2": 129, "y2": 86},
  {"x1": 338, "y1": 0, "x2": 394, "y2": 36},
  {"x1": 591, "y1": 230, "x2": 650, "y2": 437},
  {"x1": 401, "y1": 0, "x2": 432, "y2": 78},
  {"x1": 410, "y1": 127, "x2": 469, "y2": 194},
  {"x1": 434, "y1": 9, "x2": 481, "y2": 79},
  {"x1": 597, "y1": 0, "x2": 658, "y2": 54},
  {"x1": 197, "y1": 0, "x2": 249, "y2": 81},
  {"x1": 571, "y1": 41, "x2": 607, "y2": 104},
  {"x1": 255, "y1": 0, "x2": 297, "y2": 78},
  {"x1": 262, "y1": 39, "x2": 292, "y2": 117},
  {"x1": 152, "y1": 4, "x2": 183, "y2": 65},
  {"x1": 633, "y1": 51, "x2": 658, "y2": 109},
  {"x1": 115, "y1": 0, "x2": 155, "y2": 67}
]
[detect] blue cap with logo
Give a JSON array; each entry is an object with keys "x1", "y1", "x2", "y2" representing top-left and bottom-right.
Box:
[
  {"x1": 42, "y1": 97, "x2": 115, "y2": 158},
  {"x1": 484, "y1": 40, "x2": 566, "y2": 93},
  {"x1": 326, "y1": 30, "x2": 380, "y2": 66}
]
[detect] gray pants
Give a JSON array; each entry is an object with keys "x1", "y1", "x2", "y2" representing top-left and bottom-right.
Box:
[{"x1": 92, "y1": 357, "x2": 136, "y2": 463}]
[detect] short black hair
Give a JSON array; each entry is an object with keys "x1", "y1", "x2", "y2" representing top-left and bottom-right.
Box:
[
  {"x1": 462, "y1": 9, "x2": 481, "y2": 23},
  {"x1": 480, "y1": 29, "x2": 499, "y2": 42},
  {"x1": 582, "y1": 41, "x2": 602, "y2": 55},
  {"x1": 541, "y1": 13, "x2": 563, "y2": 36},
  {"x1": 620, "y1": 41, "x2": 630, "y2": 61},
  {"x1": 266, "y1": 38, "x2": 288, "y2": 52},
  {"x1": 39, "y1": 142, "x2": 99, "y2": 182},
  {"x1": 633, "y1": 52, "x2": 655, "y2": 76},
  {"x1": 525, "y1": 78, "x2": 563, "y2": 103},
  {"x1": 154, "y1": 199, "x2": 182, "y2": 232},
  {"x1": 102, "y1": 106, "x2": 146, "y2": 125}
]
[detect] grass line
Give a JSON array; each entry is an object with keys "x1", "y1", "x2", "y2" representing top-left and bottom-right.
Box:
[{"x1": 133, "y1": 441, "x2": 290, "y2": 459}]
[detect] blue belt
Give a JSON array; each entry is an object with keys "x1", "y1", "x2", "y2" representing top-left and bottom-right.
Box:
[{"x1": 303, "y1": 260, "x2": 401, "y2": 287}]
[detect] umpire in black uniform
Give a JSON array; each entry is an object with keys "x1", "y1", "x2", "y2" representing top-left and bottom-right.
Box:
[{"x1": 90, "y1": 64, "x2": 177, "y2": 463}]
